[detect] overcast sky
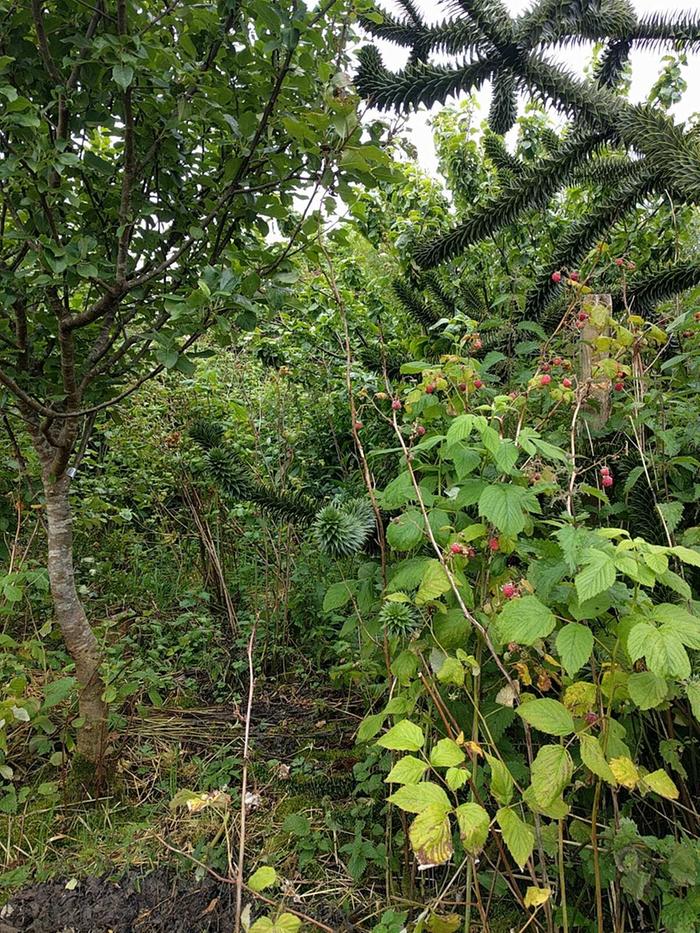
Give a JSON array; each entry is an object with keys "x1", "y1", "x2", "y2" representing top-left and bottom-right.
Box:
[{"x1": 370, "y1": 0, "x2": 700, "y2": 177}]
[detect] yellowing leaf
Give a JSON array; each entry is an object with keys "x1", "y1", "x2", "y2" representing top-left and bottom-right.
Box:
[
  {"x1": 610, "y1": 756, "x2": 640, "y2": 789},
  {"x1": 642, "y1": 769, "x2": 679, "y2": 800},
  {"x1": 524, "y1": 886, "x2": 551, "y2": 909},
  {"x1": 454, "y1": 802, "x2": 490, "y2": 855},
  {"x1": 409, "y1": 804, "x2": 454, "y2": 869},
  {"x1": 248, "y1": 866, "x2": 277, "y2": 893}
]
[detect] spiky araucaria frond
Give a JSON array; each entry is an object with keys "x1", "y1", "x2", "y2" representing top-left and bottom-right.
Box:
[
  {"x1": 516, "y1": 0, "x2": 637, "y2": 48},
  {"x1": 629, "y1": 10, "x2": 700, "y2": 52},
  {"x1": 205, "y1": 447, "x2": 250, "y2": 498},
  {"x1": 489, "y1": 71, "x2": 518, "y2": 134},
  {"x1": 515, "y1": 51, "x2": 620, "y2": 125},
  {"x1": 446, "y1": 0, "x2": 515, "y2": 46},
  {"x1": 614, "y1": 261, "x2": 700, "y2": 316},
  {"x1": 423, "y1": 271, "x2": 457, "y2": 318},
  {"x1": 313, "y1": 503, "x2": 372, "y2": 558},
  {"x1": 355, "y1": 45, "x2": 498, "y2": 112},
  {"x1": 393, "y1": 277, "x2": 441, "y2": 330},
  {"x1": 414, "y1": 130, "x2": 611, "y2": 268},
  {"x1": 527, "y1": 163, "x2": 660, "y2": 317},
  {"x1": 569, "y1": 152, "x2": 639, "y2": 187},
  {"x1": 617, "y1": 105, "x2": 700, "y2": 202},
  {"x1": 378, "y1": 600, "x2": 420, "y2": 638},
  {"x1": 594, "y1": 38, "x2": 631, "y2": 88},
  {"x1": 342, "y1": 498, "x2": 377, "y2": 537},
  {"x1": 249, "y1": 486, "x2": 314, "y2": 524},
  {"x1": 483, "y1": 132, "x2": 524, "y2": 175},
  {"x1": 189, "y1": 418, "x2": 225, "y2": 450}
]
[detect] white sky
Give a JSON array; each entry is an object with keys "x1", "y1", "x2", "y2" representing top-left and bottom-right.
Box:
[{"x1": 371, "y1": 0, "x2": 700, "y2": 177}]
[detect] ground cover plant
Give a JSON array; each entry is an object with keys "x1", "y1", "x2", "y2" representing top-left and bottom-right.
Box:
[{"x1": 1, "y1": 0, "x2": 700, "y2": 931}]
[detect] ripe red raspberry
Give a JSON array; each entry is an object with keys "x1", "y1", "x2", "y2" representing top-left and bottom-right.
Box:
[
  {"x1": 465, "y1": 546, "x2": 476, "y2": 559},
  {"x1": 488, "y1": 536, "x2": 500, "y2": 552},
  {"x1": 553, "y1": 357, "x2": 563, "y2": 366},
  {"x1": 391, "y1": 399, "x2": 402, "y2": 410},
  {"x1": 541, "y1": 362, "x2": 551, "y2": 372},
  {"x1": 551, "y1": 271, "x2": 562, "y2": 283},
  {"x1": 614, "y1": 382, "x2": 624, "y2": 392},
  {"x1": 425, "y1": 383, "x2": 436, "y2": 394},
  {"x1": 584, "y1": 711, "x2": 598, "y2": 725},
  {"x1": 458, "y1": 382, "x2": 467, "y2": 391},
  {"x1": 501, "y1": 582, "x2": 517, "y2": 598},
  {"x1": 562, "y1": 377, "x2": 573, "y2": 388},
  {"x1": 473, "y1": 338, "x2": 483, "y2": 350},
  {"x1": 578, "y1": 311, "x2": 588, "y2": 322},
  {"x1": 450, "y1": 543, "x2": 463, "y2": 555},
  {"x1": 540, "y1": 374, "x2": 552, "y2": 386},
  {"x1": 570, "y1": 270, "x2": 580, "y2": 282},
  {"x1": 354, "y1": 421, "x2": 363, "y2": 430},
  {"x1": 602, "y1": 475, "x2": 614, "y2": 488},
  {"x1": 415, "y1": 424, "x2": 426, "y2": 437},
  {"x1": 600, "y1": 465, "x2": 610, "y2": 476},
  {"x1": 615, "y1": 258, "x2": 624, "y2": 267},
  {"x1": 474, "y1": 379, "x2": 483, "y2": 389}
]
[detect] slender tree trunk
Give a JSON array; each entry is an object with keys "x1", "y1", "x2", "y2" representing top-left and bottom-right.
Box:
[{"x1": 42, "y1": 471, "x2": 108, "y2": 780}]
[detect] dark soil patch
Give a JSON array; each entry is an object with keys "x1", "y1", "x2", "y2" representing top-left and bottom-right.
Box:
[
  {"x1": 1, "y1": 871, "x2": 236, "y2": 932},
  {"x1": 1, "y1": 870, "x2": 348, "y2": 932}
]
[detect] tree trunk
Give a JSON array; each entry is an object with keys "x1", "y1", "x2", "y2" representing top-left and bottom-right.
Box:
[{"x1": 43, "y1": 472, "x2": 108, "y2": 781}]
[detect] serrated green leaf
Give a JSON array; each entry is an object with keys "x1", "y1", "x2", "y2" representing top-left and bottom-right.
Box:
[
  {"x1": 430, "y1": 738, "x2": 465, "y2": 768},
  {"x1": 385, "y1": 756, "x2": 429, "y2": 785},
  {"x1": 517, "y1": 699, "x2": 575, "y2": 736},
  {"x1": 387, "y1": 510, "x2": 425, "y2": 550},
  {"x1": 530, "y1": 745, "x2": 573, "y2": 807},
  {"x1": 496, "y1": 808, "x2": 534, "y2": 869},
  {"x1": 555, "y1": 623, "x2": 593, "y2": 677},
  {"x1": 575, "y1": 549, "x2": 616, "y2": 603},
  {"x1": 627, "y1": 671, "x2": 668, "y2": 710},
  {"x1": 478, "y1": 484, "x2": 529, "y2": 536},
  {"x1": 323, "y1": 581, "x2": 356, "y2": 612},
  {"x1": 416, "y1": 560, "x2": 452, "y2": 606},
  {"x1": 388, "y1": 781, "x2": 451, "y2": 814},
  {"x1": 495, "y1": 595, "x2": 556, "y2": 646},
  {"x1": 445, "y1": 767, "x2": 470, "y2": 791},
  {"x1": 485, "y1": 753, "x2": 514, "y2": 806},
  {"x1": 376, "y1": 720, "x2": 424, "y2": 752}
]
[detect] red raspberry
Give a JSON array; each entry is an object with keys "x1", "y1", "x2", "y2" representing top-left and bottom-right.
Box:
[
  {"x1": 540, "y1": 374, "x2": 552, "y2": 386},
  {"x1": 553, "y1": 357, "x2": 563, "y2": 366},
  {"x1": 391, "y1": 399, "x2": 401, "y2": 410},
  {"x1": 473, "y1": 339, "x2": 482, "y2": 350},
  {"x1": 551, "y1": 271, "x2": 562, "y2": 283},
  {"x1": 615, "y1": 258, "x2": 624, "y2": 267},
  {"x1": 562, "y1": 377, "x2": 572, "y2": 388},
  {"x1": 458, "y1": 382, "x2": 467, "y2": 391},
  {"x1": 415, "y1": 424, "x2": 426, "y2": 437},
  {"x1": 602, "y1": 475, "x2": 613, "y2": 488},
  {"x1": 507, "y1": 642, "x2": 519, "y2": 653},
  {"x1": 354, "y1": 421, "x2": 363, "y2": 430},
  {"x1": 474, "y1": 379, "x2": 484, "y2": 389},
  {"x1": 600, "y1": 466, "x2": 610, "y2": 476},
  {"x1": 585, "y1": 711, "x2": 598, "y2": 725},
  {"x1": 570, "y1": 271, "x2": 580, "y2": 282},
  {"x1": 614, "y1": 382, "x2": 624, "y2": 392},
  {"x1": 488, "y1": 536, "x2": 500, "y2": 552},
  {"x1": 501, "y1": 582, "x2": 517, "y2": 598},
  {"x1": 450, "y1": 543, "x2": 462, "y2": 555},
  {"x1": 425, "y1": 384, "x2": 436, "y2": 394},
  {"x1": 578, "y1": 312, "x2": 588, "y2": 322}
]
